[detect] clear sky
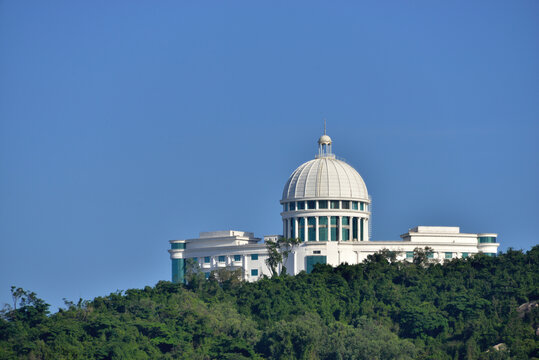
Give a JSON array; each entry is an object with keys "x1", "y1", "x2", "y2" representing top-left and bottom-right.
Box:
[{"x1": 1, "y1": 1, "x2": 538, "y2": 311}]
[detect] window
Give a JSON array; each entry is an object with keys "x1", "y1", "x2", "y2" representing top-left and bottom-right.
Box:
[
  {"x1": 289, "y1": 202, "x2": 296, "y2": 211},
  {"x1": 318, "y1": 200, "x2": 328, "y2": 209},
  {"x1": 290, "y1": 218, "x2": 295, "y2": 238},
  {"x1": 204, "y1": 272, "x2": 210, "y2": 279},
  {"x1": 360, "y1": 218, "x2": 364, "y2": 241},
  {"x1": 234, "y1": 255, "x2": 241, "y2": 262},
  {"x1": 427, "y1": 253, "x2": 434, "y2": 259},
  {"x1": 445, "y1": 252, "x2": 453, "y2": 259},
  {"x1": 406, "y1": 251, "x2": 414, "y2": 259},
  {"x1": 171, "y1": 242, "x2": 186, "y2": 249},
  {"x1": 352, "y1": 217, "x2": 358, "y2": 240},
  {"x1": 283, "y1": 203, "x2": 288, "y2": 212},
  {"x1": 352, "y1": 201, "x2": 358, "y2": 210},
  {"x1": 299, "y1": 217, "x2": 305, "y2": 241},
  {"x1": 360, "y1": 202, "x2": 364, "y2": 211},
  {"x1": 342, "y1": 201, "x2": 350, "y2": 209},
  {"x1": 251, "y1": 254, "x2": 258, "y2": 260},
  {"x1": 305, "y1": 255, "x2": 327, "y2": 273},
  {"x1": 330, "y1": 200, "x2": 339, "y2": 209},
  {"x1": 218, "y1": 256, "x2": 226, "y2": 263},
  {"x1": 251, "y1": 269, "x2": 258, "y2": 276},
  {"x1": 297, "y1": 201, "x2": 305, "y2": 210},
  {"x1": 330, "y1": 216, "x2": 338, "y2": 241},
  {"x1": 478, "y1": 236, "x2": 496, "y2": 243},
  {"x1": 462, "y1": 252, "x2": 469, "y2": 259},
  {"x1": 485, "y1": 253, "x2": 496, "y2": 257},
  {"x1": 341, "y1": 216, "x2": 350, "y2": 241},
  {"x1": 204, "y1": 256, "x2": 211, "y2": 263},
  {"x1": 307, "y1": 200, "x2": 316, "y2": 209},
  {"x1": 307, "y1": 217, "x2": 316, "y2": 241},
  {"x1": 192, "y1": 257, "x2": 198, "y2": 262},
  {"x1": 313, "y1": 250, "x2": 321, "y2": 254},
  {"x1": 319, "y1": 216, "x2": 328, "y2": 241}
]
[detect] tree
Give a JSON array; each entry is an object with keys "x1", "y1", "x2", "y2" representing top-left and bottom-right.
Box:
[
  {"x1": 413, "y1": 246, "x2": 434, "y2": 265},
  {"x1": 265, "y1": 237, "x2": 301, "y2": 277}
]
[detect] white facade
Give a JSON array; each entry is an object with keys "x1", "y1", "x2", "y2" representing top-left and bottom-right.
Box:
[{"x1": 169, "y1": 132, "x2": 499, "y2": 283}]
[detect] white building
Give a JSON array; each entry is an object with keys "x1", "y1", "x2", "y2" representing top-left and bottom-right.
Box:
[{"x1": 169, "y1": 131, "x2": 499, "y2": 283}]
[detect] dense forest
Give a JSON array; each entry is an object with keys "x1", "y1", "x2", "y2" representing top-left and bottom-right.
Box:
[{"x1": 1, "y1": 246, "x2": 538, "y2": 360}]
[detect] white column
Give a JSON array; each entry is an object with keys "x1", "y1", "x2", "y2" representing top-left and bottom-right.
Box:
[
  {"x1": 327, "y1": 216, "x2": 332, "y2": 241},
  {"x1": 303, "y1": 217, "x2": 308, "y2": 242},
  {"x1": 363, "y1": 218, "x2": 369, "y2": 241}
]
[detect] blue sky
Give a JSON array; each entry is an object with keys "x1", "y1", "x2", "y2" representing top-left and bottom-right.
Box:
[{"x1": 1, "y1": 1, "x2": 538, "y2": 311}]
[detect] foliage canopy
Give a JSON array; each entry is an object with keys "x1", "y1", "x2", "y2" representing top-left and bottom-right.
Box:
[{"x1": 1, "y1": 246, "x2": 538, "y2": 359}]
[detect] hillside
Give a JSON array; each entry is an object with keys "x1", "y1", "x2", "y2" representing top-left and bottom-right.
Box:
[{"x1": 1, "y1": 246, "x2": 538, "y2": 360}]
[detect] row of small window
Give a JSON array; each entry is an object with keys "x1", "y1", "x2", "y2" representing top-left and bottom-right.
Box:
[
  {"x1": 284, "y1": 200, "x2": 367, "y2": 212},
  {"x1": 194, "y1": 254, "x2": 259, "y2": 264},
  {"x1": 405, "y1": 252, "x2": 457, "y2": 259},
  {"x1": 405, "y1": 252, "x2": 495, "y2": 259},
  {"x1": 202, "y1": 269, "x2": 259, "y2": 279},
  {"x1": 478, "y1": 236, "x2": 497, "y2": 243}
]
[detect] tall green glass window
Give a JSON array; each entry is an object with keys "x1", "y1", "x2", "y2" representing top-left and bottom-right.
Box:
[
  {"x1": 319, "y1": 217, "x2": 328, "y2": 241},
  {"x1": 360, "y1": 202, "x2": 364, "y2": 211},
  {"x1": 172, "y1": 259, "x2": 185, "y2": 284},
  {"x1": 283, "y1": 203, "x2": 288, "y2": 212},
  {"x1": 360, "y1": 218, "x2": 364, "y2": 241},
  {"x1": 234, "y1": 255, "x2": 241, "y2": 262},
  {"x1": 204, "y1": 256, "x2": 210, "y2": 263},
  {"x1": 352, "y1": 201, "x2": 358, "y2": 210},
  {"x1": 299, "y1": 218, "x2": 305, "y2": 241},
  {"x1": 342, "y1": 216, "x2": 350, "y2": 241},
  {"x1": 318, "y1": 200, "x2": 328, "y2": 209},
  {"x1": 297, "y1": 201, "x2": 305, "y2": 210},
  {"x1": 352, "y1": 217, "x2": 358, "y2": 240},
  {"x1": 289, "y1": 202, "x2": 295, "y2": 211},
  {"x1": 290, "y1": 218, "x2": 295, "y2": 238},
  {"x1": 305, "y1": 256, "x2": 327, "y2": 273},
  {"x1": 307, "y1": 201, "x2": 316, "y2": 209},
  {"x1": 307, "y1": 217, "x2": 316, "y2": 241},
  {"x1": 330, "y1": 200, "x2": 339, "y2": 209},
  {"x1": 342, "y1": 201, "x2": 350, "y2": 209},
  {"x1": 330, "y1": 216, "x2": 338, "y2": 241},
  {"x1": 445, "y1": 252, "x2": 453, "y2": 259}
]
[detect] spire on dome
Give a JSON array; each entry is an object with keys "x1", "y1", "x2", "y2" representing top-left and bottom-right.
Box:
[{"x1": 317, "y1": 120, "x2": 334, "y2": 158}]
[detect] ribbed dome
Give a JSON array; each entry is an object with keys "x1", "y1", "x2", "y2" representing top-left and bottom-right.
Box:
[{"x1": 282, "y1": 157, "x2": 368, "y2": 201}]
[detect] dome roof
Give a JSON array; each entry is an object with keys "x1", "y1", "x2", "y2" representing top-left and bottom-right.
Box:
[
  {"x1": 318, "y1": 134, "x2": 332, "y2": 145},
  {"x1": 282, "y1": 157, "x2": 369, "y2": 201}
]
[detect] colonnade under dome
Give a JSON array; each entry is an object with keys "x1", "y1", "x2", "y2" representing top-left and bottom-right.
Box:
[{"x1": 282, "y1": 199, "x2": 369, "y2": 241}]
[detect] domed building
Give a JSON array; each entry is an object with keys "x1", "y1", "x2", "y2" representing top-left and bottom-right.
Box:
[
  {"x1": 169, "y1": 131, "x2": 500, "y2": 283},
  {"x1": 281, "y1": 132, "x2": 370, "y2": 242}
]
